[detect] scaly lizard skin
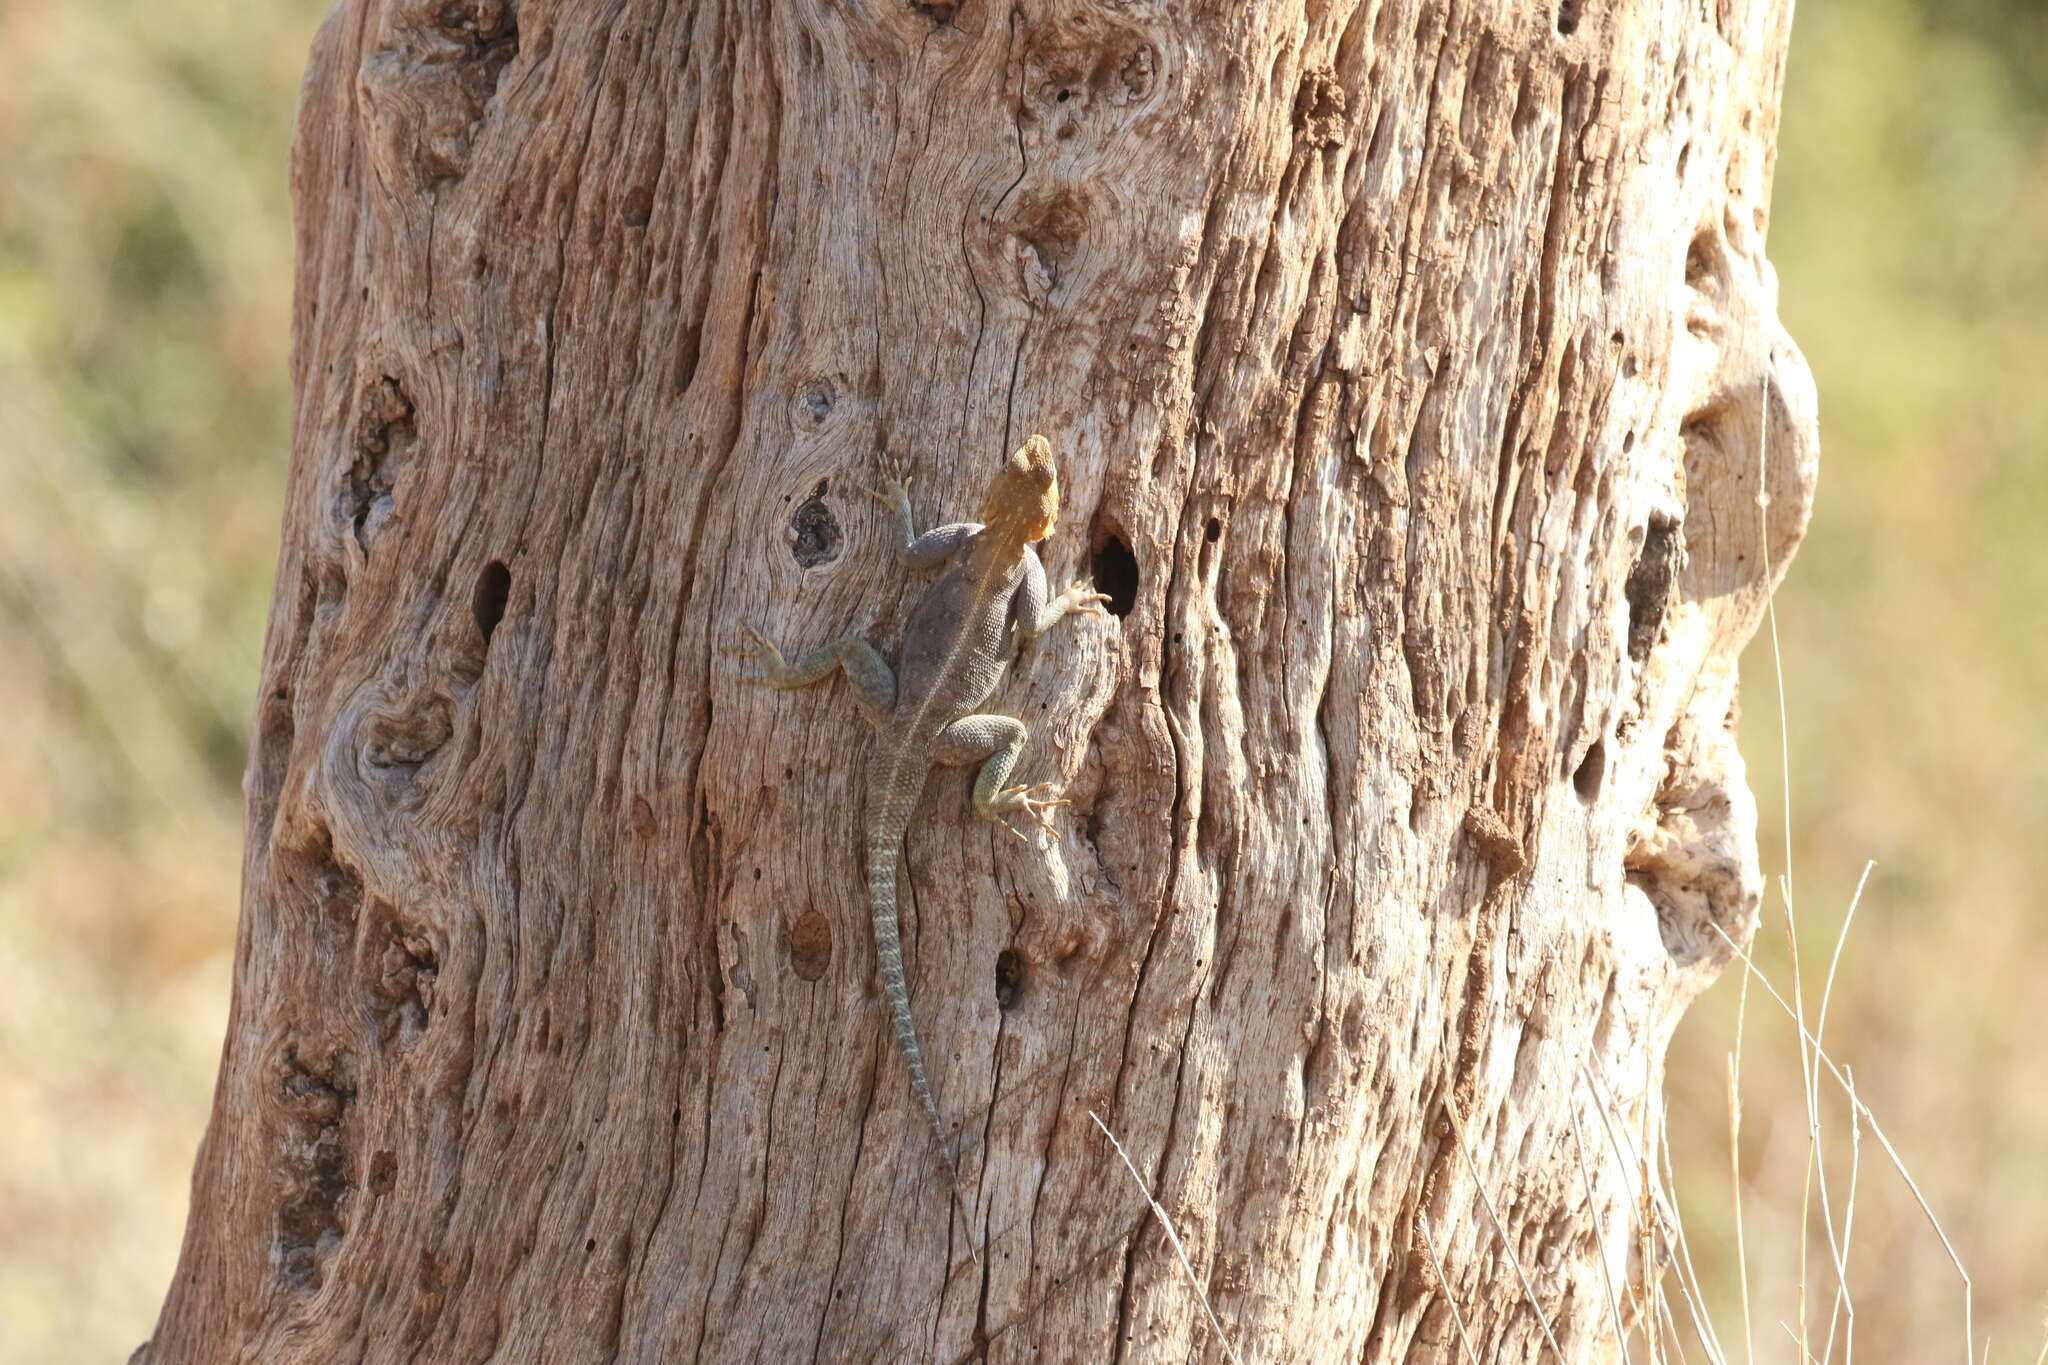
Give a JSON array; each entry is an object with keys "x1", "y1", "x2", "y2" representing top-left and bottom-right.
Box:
[{"x1": 732, "y1": 435, "x2": 1106, "y2": 1179}]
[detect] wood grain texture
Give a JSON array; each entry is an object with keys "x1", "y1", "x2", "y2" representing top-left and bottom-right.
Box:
[{"x1": 146, "y1": 1, "x2": 1815, "y2": 1360}]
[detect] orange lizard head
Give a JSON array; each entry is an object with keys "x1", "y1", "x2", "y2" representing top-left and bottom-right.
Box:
[{"x1": 981, "y1": 435, "x2": 1060, "y2": 544}]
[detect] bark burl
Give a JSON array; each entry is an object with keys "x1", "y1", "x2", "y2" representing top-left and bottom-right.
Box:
[{"x1": 147, "y1": 1, "x2": 1815, "y2": 1360}]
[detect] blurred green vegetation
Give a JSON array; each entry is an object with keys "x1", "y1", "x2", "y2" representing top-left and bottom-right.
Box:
[{"x1": 0, "y1": 0, "x2": 2042, "y2": 1360}]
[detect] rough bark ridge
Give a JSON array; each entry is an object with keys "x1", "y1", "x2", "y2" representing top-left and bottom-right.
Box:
[{"x1": 148, "y1": 1, "x2": 1815, "y2": 1360}]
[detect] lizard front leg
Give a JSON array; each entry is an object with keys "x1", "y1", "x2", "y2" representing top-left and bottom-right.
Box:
[
  {"x1": 1010, "y1": 549, "x2": 1110, "y2": 649},
  {"x1": 933, "y1": 714, "x2": 1069, "y2": 839},
  {"x1": 866, "y1": 469, "x2": 980, "y2": 569},
  {"x1": 727, "y1": 624, "x2": 895, "y2": 725}
]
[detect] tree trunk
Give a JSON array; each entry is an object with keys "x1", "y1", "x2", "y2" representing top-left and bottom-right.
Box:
[{"x1": 146, "y1": 1, "x2": 1815, "y2": 1360}]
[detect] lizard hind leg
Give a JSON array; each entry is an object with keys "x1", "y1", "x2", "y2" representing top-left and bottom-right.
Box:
[{"x1": 934, "y1": 714, "x2": 1070, "y2": 839}]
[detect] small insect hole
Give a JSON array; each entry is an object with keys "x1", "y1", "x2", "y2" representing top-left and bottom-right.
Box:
[
  {"x1": 994, "y1": 949, "x2": 1026, "y2": 1011},
  {"x1": 1684, "y1": 228, "x2": 1712, "y2": 284},
  {"x1": 473, "y1": 561, "x2": 511, "y2": 644},
  {"x1": 674, "y1": 322, "x2": 702, "y2": 393},
  {"x1": 1573, "y1": 739, "x2": 1607, "y2": 802}
]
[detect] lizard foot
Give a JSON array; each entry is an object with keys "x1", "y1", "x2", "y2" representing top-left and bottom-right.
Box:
[
  {"x1": 864, "y1": 460, "x2": 912, "y2": 508},
  {"x1": 1056, "y1": 582, "x2": 1113, "y2": 617},
  {"x1": 722, "y1": 623, "x2": 789, "y2": 684},
  {"x1": 983, "y1": 782, "x2": 1070, "y2": 840}
]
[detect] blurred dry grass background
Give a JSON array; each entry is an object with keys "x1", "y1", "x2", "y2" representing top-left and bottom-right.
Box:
[
  {"x1": 1665, "y1": 1, "x2": 2048, "y2": 1356},
  {"x1": 0, "y1": 0, "x2": 2042, "y2": 1360},
  {"x1": 0, "y1": 0, "x2": 319, "y2": 1356}
]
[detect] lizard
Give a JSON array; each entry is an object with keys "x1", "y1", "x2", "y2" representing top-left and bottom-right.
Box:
[{"x1": 729, "y1": 434, "x2": 1107, "y2": 1227}]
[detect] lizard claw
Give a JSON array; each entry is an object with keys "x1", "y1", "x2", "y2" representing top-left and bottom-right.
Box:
[
  {"x1": 1061, "y1": 582, "x2": 1113, "y2": 617},
  {"x1": 723, "y1": 623, "x2": 786, "y2": 682},
  {"x1": 987, "y1": 781, "x2": 1070, "y2": 838},
  {"x1": 864, "y1": 462, "x2": 913, "y2": 507}
]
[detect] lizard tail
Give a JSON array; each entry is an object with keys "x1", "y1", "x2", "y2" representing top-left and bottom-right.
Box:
[
  {"x1": 868, "y1": 779, "x2": 983, "y2": 1262},
  {"x1": 865, "y1": 793, "x2": 947, "y2": 1148}
]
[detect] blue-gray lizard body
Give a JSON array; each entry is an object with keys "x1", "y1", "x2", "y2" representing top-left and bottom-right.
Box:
[{"x1": 733, "y1": 436, "x2": 1105, "y2": 1179}]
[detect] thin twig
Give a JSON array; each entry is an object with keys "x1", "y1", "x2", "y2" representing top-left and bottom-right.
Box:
[
  {"x1": 1087, "y1": 1111, "x2": 1242, "y2": 1365},
  {"x1": 1657, "y1": 1119, "x2": 1729, "y2": 1365},
  {"x1": 1578, "y1": 1058, "x2": 1723, "y2": 1365},
  {"x1": 1820, "y1": 1064, "x2": 1863, "y2": 1365},
  {"x1": 1660, "y1": 1290, "x2": 1696, "y2": 1365},
  {"x1": 1443, "y1": 1105, "x2": 1567, "y2": 1360},
  {"x1": 1576, "y1": 1058, "x2": 1654, "y2": 1349},
  {"x1": 1814, "y1": 866, "x2": 1873, "y2": 1365},
  {"x1": 1807, "y1": 863, "x2": 1873, "y2": 1365},
  {"x1": 1711, "y1": 925, "x2": 1974, "y2": 1361},
  {"x1": 1780, "y1": 882, "x2": 1820, "y2": 1364},
  {"x1": 1417, "y1": 1215, "x2": 1479, "y2": 1365},
  {"x1": 1751, "y1": 362, "x2": 1848, "y2": 1365},
  {"x1": 1812, "y1": 862, "x2": 1873, "y2": 1061},
  {"x1": 1780, "y1": 1320, "x2": 1822, "y2": 1365},
  {"x1": 1570, "y1": 1107, "x2": 1631, "y2": 1356},
  {"x1": 1644, "y1": 1045, "x2": 1736, "y2": 1365},
  {"x1": 1727, "y1": 962, "x2": 1756, "y2": 1365}
]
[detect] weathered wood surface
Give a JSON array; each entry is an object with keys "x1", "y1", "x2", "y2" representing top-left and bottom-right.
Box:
[{"x1": 147, "y1": 1, "x2": 1815, "y2": 1360}]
